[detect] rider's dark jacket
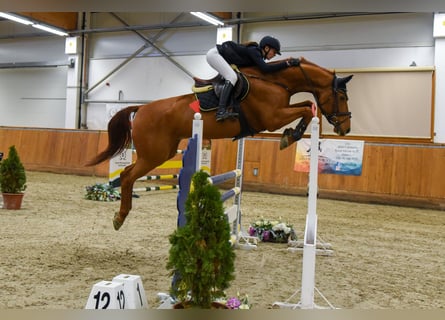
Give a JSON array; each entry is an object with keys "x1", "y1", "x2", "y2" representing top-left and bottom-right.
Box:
[{"x1": 216, "y1": 41, "x2": 288, "y2": 72}]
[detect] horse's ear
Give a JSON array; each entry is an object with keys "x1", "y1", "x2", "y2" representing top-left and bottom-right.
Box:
[
  {"x1": 343, "y1": 75, "x2": 353, "y2": 83},
  {"x1": 335, "y1": 75, "x2": 353, "y2": 88}
]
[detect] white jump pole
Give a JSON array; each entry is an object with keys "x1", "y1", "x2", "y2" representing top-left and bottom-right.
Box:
[
  {"x1": 300, "y1": 115, "x2": 320, "y2": 309},
  {"x1": 192, "y1": 112, "x2": 203, "y2": 171}
]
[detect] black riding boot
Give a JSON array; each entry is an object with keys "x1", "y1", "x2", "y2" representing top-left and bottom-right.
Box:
[{"x1": 215, "y1": 80, "x2": 237, "y2": 121}]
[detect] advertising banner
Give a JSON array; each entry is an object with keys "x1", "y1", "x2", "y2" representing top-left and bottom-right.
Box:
[{"x1": 294, "y1": 139, "x2": 364, "y2": 176}]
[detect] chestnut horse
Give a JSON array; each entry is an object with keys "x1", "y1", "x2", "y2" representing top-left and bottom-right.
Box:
[{"x1": 87, "y1": 57, "x2": 352, "y2": 230}]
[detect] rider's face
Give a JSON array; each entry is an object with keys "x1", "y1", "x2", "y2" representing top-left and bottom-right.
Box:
[{"x1": 263, "y1": 46, "x2": 278, "y2": 60}]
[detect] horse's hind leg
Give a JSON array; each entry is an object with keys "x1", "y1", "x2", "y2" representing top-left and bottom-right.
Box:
[{"x1": 114, "y1": 159, "x2": 152, "y2": 230}]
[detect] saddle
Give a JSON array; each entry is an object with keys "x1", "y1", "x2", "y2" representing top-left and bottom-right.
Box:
[
  {"x1": 191, "y1": 67, "x2": 257, "y2": 140},
  {"x1": 192, "y1": 68, "x2": 250, "y2": 111}
]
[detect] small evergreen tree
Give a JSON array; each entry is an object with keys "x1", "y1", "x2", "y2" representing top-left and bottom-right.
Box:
[
  {"x1": 166, "y1": 170, "x2": 235, "y2": 308},
  {"x1": 0, "y1": 145, "x2": 27, "y2": 194}
]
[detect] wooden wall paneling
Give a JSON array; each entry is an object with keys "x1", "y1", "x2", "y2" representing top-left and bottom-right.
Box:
[
  {"x1": 61, "y1": 131, "x2": 95, "y2": 173},
  {"x1": 363, "y1": 144, "x2": 394, "y2": 194},
  {"x1": 417, "y1": 147, "x2": 432, "y2": 197},
  {"x1": 243, "y1": 160, "x2": 261, "y2": 182},
  {"x1": 88, "y1": 131, "x2": 110, "y2": 177},
  {"x1": 391, "y1": 146, "x2": 421, "y2": 197},
  {"x1": 416, "y1": 146, "x2": 445, "y2": 199},
  {"x1": 84, "y1": 131, "x2": 107, "y2": 176},
  {"x1": 243, "y1": 139, "x2": 262, "y2": 162},
  {"x1": 389, "y1": 146, "x2": 445, "y2": 199},
  {"x1": 17, "y1": 130, "x2": 48, "y2": 167},
  {"x1": 45, "y1": 130, "x2": 63, "y2": 168},
  {"x1": 242, "y1": 139, "x2": 264, "y2": 187},
  {"x1": 270, "y1": 142, "x2": 301, "y2": 188},
  {"x1": 353, "y1": 146, "x2": 374, "y2": 193},
  {"x1": 252, "y1": 140, "x2": 275, "y2": 184},
  {"x1": 210, "y1": 139, "x2": 237, "y2": 175},
  {"x1": 45, "y1": 130, "x2": 64, "y2": 169},
  {"x1": 242, "y1": 139, "x2": 309, "y2": 194},
  {"x1": 428, "y1": 148, "x2": 445, "y2": 198},
  {"x1": 389, "y1": 146, "x2": 406, "y2": 196},
  {"x1": 0, "y1": 129, "x2": 24, "y2": 161}
]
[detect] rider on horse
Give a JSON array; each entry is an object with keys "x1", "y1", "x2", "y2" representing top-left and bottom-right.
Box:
[{"x1": 206, "y1": 36, "x2": 299, "y2": 121}]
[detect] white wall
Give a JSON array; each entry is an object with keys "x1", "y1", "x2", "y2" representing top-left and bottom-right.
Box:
[
  {"x1": 0, "y1": 37, "x2": 67, "y2": 64},
  {"x1": 0, "y1": 66, "x2": 67, "y2": 128}
]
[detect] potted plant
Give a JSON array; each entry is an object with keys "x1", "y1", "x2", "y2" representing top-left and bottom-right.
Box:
[
  {"x1": 166, "y1": 170, "x2": 236, "y2": 309},
  {"x1": 0, "y1": 145, "x2": 27, "y2": 209}
]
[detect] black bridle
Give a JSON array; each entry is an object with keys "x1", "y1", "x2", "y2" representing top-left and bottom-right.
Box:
[{"x1": 298, "y1": 65, "x2": 351, "y2": 131}]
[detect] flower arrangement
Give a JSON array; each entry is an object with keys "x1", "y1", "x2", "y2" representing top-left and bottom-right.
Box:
[
  {"x1": 215, "y1": 292, "x2": 250, "y2": 309},
  {"x1": 85, "y1": 183, "x2": 121, "y2": 201},
  {"x1": 249, "y1": 217, "x2": 297, "y2": 243}
]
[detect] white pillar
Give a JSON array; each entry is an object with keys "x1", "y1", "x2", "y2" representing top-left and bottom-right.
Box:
[
  {"x1": 64, "y1": 36, "x2": 82, "y2": 129},
  {"x1": 65, "y1": 55, "x2": 81, "y2": 129},
  {"x1": 433, "y1": 13, "x2": 445, "y2": 143}
]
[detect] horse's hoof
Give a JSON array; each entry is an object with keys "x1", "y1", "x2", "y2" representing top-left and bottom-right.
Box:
[
  {"x1": 113, "y1": 219, "x2": 123, "y2": 231},
  {"x1": 113, "y1": 213, "x2": 124, "y2": 230},
  {"x1": 280, "y1": 136, "x2": 289, "y2": 150}
]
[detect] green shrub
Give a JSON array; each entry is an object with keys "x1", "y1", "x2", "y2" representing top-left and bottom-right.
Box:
[
  {"x1": 166, "y1": 170, "x2": 235, "y2": 308},
  {"x1": 0, "y1": 145, "x2": 27, "y2": 194}
]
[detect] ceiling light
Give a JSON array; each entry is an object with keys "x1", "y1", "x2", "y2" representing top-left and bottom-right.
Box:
[
  {"x1": 190, "y1": 12, "x2": 224, "y2": 26},
  {"x1": 32, "y1": 24, "x2": 68, "y2": 37},
  {"x1": 0, "y1": 11, "x2": 68, "y2": 37},
  {"x1": 0, "y1": 12, "x2": 33, "y2": 25}
]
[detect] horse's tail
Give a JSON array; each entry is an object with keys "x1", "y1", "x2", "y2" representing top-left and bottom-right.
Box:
[{"x1": 85, "y1": 105, "x2": 140, "y2": 166}]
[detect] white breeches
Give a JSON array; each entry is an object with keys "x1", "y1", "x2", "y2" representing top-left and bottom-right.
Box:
[{"x1": 206, "y1": 47, "x2": 238, "y2": 86}]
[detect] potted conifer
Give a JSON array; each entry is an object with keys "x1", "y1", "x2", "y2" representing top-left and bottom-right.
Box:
[
  {"x1": 166, "y1": 170, "x2": 236, "y2": 309},
  {"x1": 0, "y1": 145, "x2": 27, "y2": 209}
]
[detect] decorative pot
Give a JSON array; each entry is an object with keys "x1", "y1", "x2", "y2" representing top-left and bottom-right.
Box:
[{"x1": 2, "y1": 193, "x2": 24, "y2": 210}]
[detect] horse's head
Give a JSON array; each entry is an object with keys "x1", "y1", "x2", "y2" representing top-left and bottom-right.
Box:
[
  {"x1": 320, "y1": 74, "x2": 353, "y2": 136},
  {"x1": 291, "y1": 57, "x2": 352, "y2": 136}
]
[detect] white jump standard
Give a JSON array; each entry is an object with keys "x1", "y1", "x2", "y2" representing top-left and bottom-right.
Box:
[{"x1": 274, "y1": 113, "x2": 336, "y2": 309}]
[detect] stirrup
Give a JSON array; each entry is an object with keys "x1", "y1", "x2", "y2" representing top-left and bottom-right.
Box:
[{"x1": 216, "y1": 110, "x2": 238, "y2": 121}]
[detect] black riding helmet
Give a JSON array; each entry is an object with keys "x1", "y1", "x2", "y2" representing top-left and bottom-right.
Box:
[{"x1": 259, "y1": 36, "x2": 281, "y2": 55}]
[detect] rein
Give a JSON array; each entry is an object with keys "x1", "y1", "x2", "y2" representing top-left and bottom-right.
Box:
[{"x1": 242, "y1": 72, "x2": 291, "y2": 92}]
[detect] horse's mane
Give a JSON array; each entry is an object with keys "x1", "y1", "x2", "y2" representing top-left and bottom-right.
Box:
[
  {"x1": 298, "y1": 57, "x2": 334, "y2": 74},
  {"x1": 240, "y1": 56, "x2": 334, "y2": 77}
]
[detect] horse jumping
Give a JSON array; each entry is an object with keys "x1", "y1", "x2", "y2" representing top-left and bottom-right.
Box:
[{"x1": 86, "y1": 57, "x2": 353, "y2": 230}]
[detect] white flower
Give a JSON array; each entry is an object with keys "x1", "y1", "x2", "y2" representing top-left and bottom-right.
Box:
[{"x1": 272, "y1": 222, "x2": 286, "y2": 231}]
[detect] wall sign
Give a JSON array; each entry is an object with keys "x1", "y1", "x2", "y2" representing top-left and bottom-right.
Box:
[{"x1": 294, "y1": 139, "x2": 365, "y2": 176}]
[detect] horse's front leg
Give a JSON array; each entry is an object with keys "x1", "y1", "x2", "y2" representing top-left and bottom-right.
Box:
[{"x1": 280, "y1": 100, "x2": 314, "y2": 150}]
